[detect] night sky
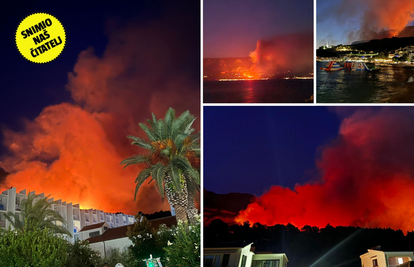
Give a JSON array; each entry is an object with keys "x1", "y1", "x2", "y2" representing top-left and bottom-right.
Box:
[
  {"x1": 204, "y1": 0, "x2": 313, "y2": 58},
  {"x1": 0, "y1": 0, "x2": 198, "y2": 144},
  {"x1": 0, "y1": 0, "x2": 200, "y2": 214},
  {"x1": 204, "y1": 106, "x2": 343, "y2": 195}
]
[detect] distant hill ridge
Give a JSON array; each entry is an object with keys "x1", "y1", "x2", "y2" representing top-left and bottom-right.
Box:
[
  {"x1": 349, "y1": 26, "x2": 414, "y2": 46},
  {"x1": 204, "y1": 189, "x2": 256, "y2": 225}
]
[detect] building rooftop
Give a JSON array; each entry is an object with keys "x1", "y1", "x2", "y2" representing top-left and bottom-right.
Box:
[
  {"x1": 80, "y1": 222, "x2": 106, "y2": 232},
  {"x1": 204, "y1": 241, "x2": 254, "y2": 249},
  {"x1": 87, "y1": 216, "x2": 177, "y2": 244}
]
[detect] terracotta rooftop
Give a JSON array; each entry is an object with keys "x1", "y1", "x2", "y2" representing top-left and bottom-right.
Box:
[
  {"x1": 80, "y1": 222, "x2": 106, "y2": 232},
  {"x1": 86, "y1": 216, "x2": 177, "y2": 244}
]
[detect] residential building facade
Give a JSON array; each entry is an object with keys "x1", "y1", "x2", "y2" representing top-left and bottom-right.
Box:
[
  {"x1": 0, "y1": 187, "x2": 136, "y2": 243},
  {"x1": 360, "y1": 248, "x2": 414, "y2": 267},
  {"x1": 204, "y1": 242, "x2": 288, "y2": 267}
]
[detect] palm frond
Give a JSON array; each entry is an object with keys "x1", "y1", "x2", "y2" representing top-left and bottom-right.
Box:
[
  {"x1": 155, "y1": 119, "x2": 165, "y2": 140},
  {"x1": 152, "y1": 162, "x2": 167, "y2": 200},
  {"x1": 169, "y1": 163, "x2": 182, "y2": 194},
  {"x1": 174, "y1": 133, "x2": 189, "y2": 152},
  {"x1": 171, "y1": 110, "x2": 190, "y2": 138},
  {"x1": 164, "y1": 108, "x2": 176, "y2": 131},
  {"x1": 190, "y1": 132, "x2": 200, "y2": 142},
  {"x1": 134, "y1": 167, "x2": 153, "y2": 201},
  {"x1": 183, "y1": 118, "x2": 196, "y2": 135},
  {"x1": 139, "y1": 123, "x2": 157, "y2": 141},
  {"x1": 127, "y1": 135, "x2": 152, "y2": 150},
  {"x1": 171, "y1": 156, "x2": 200, "y2": 184},
  {"x1": 120, "y1": 155, "x2": 148, "y2": 169}
]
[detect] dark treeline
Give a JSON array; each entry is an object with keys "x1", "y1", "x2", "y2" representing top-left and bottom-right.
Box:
[
  {"x1": 205, "y1": 219, "x2": 414, "y2": 267},
  {"x1": 139, "y1": 210, "x2": 172, "y2": 220}
]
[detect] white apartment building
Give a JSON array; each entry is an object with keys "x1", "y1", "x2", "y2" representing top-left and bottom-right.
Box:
[
  {"x1": 0, "y1": 187, "x2": 136, "y2": 243},
  {"x1": 204, "y1": 242, "x2": 288, "y2": 267},
  {"x1": 360, "y1": 248, "x2": 414, "y2": 267}
]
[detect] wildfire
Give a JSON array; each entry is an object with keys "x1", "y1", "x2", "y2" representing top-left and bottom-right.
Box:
[
  {"x1": 236, "y1": 108, "x2": 414, "y2": 233},
  {"x1": 0, "y1": 16, "x2": 199, "y2": 215}
]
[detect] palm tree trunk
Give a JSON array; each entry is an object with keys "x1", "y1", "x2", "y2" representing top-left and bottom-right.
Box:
[
  {"x1": 187, "y1": 195, "x2": 198, "y2": 224},
  {"x1": 165, "y1": 176, "x2": 189, "y2": 222},
  {"x1": 173, "y1": 204, "x2": 188, "y2": 223}
]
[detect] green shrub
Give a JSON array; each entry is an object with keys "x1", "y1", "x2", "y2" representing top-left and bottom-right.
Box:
[
  {"x1": 0, "y1": 225, "x2": 68, "y2": 267},
  {"x1": 66, "y1": 239, "x2": 102, "y2": 267},
  {"x1": 102, "y1": 248, "x2": 137, "y2": 267},
  {"x1": 164, "y1": 215, "x2": 200, "y2": 267},
  {"x1": 127, "y1": 215, "x2": 172, "y2": 266}
]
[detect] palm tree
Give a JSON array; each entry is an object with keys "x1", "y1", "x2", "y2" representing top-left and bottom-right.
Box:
[
  {"x1": 121, "y1": 108, "x2": 200, "y2": 222},
  {"x1": 4, "y1": 193, "x2": 71, "y2": 236}
]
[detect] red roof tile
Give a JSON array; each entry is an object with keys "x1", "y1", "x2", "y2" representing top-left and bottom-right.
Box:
[
  {"x1": 86, "y1": 216, "x2": 177, "y2": 244},
  {"x1": 80, "y1": 222, "x2": 106, "y2": 232}
]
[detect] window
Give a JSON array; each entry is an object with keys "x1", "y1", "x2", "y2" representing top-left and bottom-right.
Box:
[
  {"x1": 252, "y1": 260, "x2": 280, "y2": 267},
  {"x1": 372, "y1": 259, "x2": 378, "y2": 267},
  {"x1": 241, "y1": 255, "x2": 247, "y2": 267},
  {"x1": 204, "y1": 255, "x2": 214, "y2": 267},
  {"x1": 204, "y1": 255, "x2": 227, "y2": 267},
  {"x1": 398, "y1": 258, "x2": 404, "y2": 264},
  {"x1": 89, "y1": 231, "x2": 100, "y2": 237},
  {"x1": 0, "y1": 214, "x2": 5, "y2": 228},
  {"x1": 213, "y1": 255, "x2": 222, "y2": 267},
  {"x1": 221, "y1": 254, "x2": 230, "y2": 267}
]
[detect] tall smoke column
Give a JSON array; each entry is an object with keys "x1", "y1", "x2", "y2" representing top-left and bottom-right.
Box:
[
  {"x1": 360, "y1": 0, "x2": 414, "y2": 39},
  {"x1": 330, "y1": 0, "x2": 414, "y2": 41},
  {"x1": 249, "y1": 33, "x2": 313, "y2": 77},
  {"x1": 0, "y1": 7, "x2": 199, "y2": 215},
  {"x1": 236, "y1": 108, "x2": 414, "y2": 233}
]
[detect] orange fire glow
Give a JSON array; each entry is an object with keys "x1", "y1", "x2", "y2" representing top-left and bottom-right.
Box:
[
  {"x1": 343, "y1": 0, "x2": 414, "y2": 40},
  {"x1": 236, "y1": 108, "x2": 414, "y2": 233},
  {"x1": 0, "y1": 18, "x2": 199, "y2": 215}
]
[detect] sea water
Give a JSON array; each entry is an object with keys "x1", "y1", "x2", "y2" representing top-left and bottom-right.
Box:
[
  {"x1": 203, "y1": 79, "x2": 313, "y2": 103},
  {"x1": 317, "y1": 62, "x2": 414, "y2": 103}
]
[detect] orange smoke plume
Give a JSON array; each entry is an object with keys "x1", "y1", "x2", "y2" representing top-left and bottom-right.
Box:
[
  {"x1": 343, "y1": 0, "x2": 414, "y2": 41},
  {"x1": 236, "y1": 108, "x2": 414, "y2": 233},
  {"x1": 0, "y1": 15, "x2": 199, "y2": 215},
  {"x1": 249, "y1": 33, "x2": 313, "y2": 77}
]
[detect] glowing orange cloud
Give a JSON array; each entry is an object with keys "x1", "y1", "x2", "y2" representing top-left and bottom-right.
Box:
[
  {"x1": 0, "y1": 16, "x2": 199, "y2": 215},
  {"x1": 342, "y1": 0, "x2": 414, "y2": 41},
  {"x1": 236, "y1": 108, "x2": 414, "y2": 233},
  {"x1": 249, "y1": 33, "x2": 313, "y2": 78}
]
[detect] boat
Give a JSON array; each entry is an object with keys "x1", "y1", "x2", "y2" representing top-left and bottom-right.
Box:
[
  {"x1": 343, "y1": 61, "x2": 374, "y2": 71},
  {"x1": 320, "y1": 61, "x2": 343, "y2": 71}
]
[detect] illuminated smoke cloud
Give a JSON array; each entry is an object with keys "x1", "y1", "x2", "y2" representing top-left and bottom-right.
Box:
[
  {"x1": 249, "y1": 33, "x2": 313, "y2": 77},
  {"x1": 236, "y1": 108, "x2": 414, "y2": 233},
  {"x1": 0, "y1": 13, "x2": 199, "y2": 214},
  {"x1": 333, "y1": 0, "x2": 414, "y2": 41}
]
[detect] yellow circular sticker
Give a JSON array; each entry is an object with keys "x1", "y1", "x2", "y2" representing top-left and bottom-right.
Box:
[{"x1": 16, "y1": 13, "x2": 66, "y2": 63}]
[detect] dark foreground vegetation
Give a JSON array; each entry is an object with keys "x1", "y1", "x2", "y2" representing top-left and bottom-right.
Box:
[{"x1": 205, "y1": 219, "x2": 414, "y2": 267}]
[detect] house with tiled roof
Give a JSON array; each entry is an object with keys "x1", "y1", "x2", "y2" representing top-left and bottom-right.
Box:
[{"x1": 86, "y1": 216, "x2": 177, "y2": 258}]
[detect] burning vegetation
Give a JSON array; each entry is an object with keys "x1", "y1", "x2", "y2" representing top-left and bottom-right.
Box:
[
  {"x1": 236, "y1": 108, "x2": 414, "y2": 233},
  {"x1": 204, "y1": 34, "x2": 313, "y2": 80}
]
